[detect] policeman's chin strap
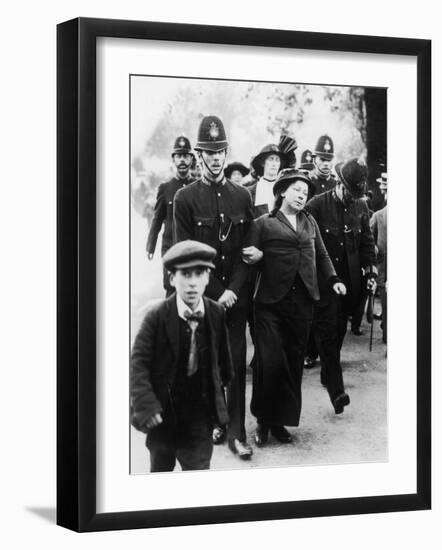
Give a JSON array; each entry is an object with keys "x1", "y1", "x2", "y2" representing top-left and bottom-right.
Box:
[
  {"x1": 200, "y1": 153, "x2": 225, "y2": 183},
  {"x1": 314, "y1": 159, "x2": 331, "y2": 179}
]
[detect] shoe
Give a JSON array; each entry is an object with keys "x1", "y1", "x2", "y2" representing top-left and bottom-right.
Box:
[
  {"x1": 333, "y1": 392, "x2": 350, "y2": 414},
  {"x1": 270, "y1": 425, "x2": 293, "y2": 443},
  {"x1": 351, "y1": 327, "x2": 363, "y2": 336},
  {"x1": 212, "y1": 426, "x2": 226, "y2": 445},
  {"x1": 228, "y1": 438, "x2": 253, "y2": 459},
  {"x1": 304, "y1": 356, "x2": 317, "y2": 369},
  {"x1": 254, "y1": 423, "x2": 269, "y2": 447}
]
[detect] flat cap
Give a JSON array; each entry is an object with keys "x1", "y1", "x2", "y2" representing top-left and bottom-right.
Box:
[{"x1": 163, "y1": 240, "x2": 216, "y2": 271}]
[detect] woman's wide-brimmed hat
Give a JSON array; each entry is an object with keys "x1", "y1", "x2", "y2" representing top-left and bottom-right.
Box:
[
  {"x1": 250, "y1": 144, "x2": 289, "y2": 177},
  {"x1": 224, "y1": 161, "x2": 250, "y2": 179},
  {"x1": 272, "y1": 168, "x2": 313, "y2": 197}
]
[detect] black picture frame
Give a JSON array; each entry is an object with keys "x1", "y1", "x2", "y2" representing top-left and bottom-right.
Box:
[{"x1": 57, "y1": 17, "x2": 431, "y2": 532}]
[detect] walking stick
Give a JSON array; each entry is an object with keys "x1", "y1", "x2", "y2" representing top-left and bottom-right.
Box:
[{"x1": 369, "y1": 291, "x2": 375, "y2": 352}]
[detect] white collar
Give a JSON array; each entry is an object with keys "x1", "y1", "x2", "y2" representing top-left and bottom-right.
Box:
[{"x1": 176, "y1": 294, "x2": 205, "y2": 321}]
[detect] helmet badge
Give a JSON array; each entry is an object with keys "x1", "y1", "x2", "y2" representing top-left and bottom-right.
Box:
[
  {"x1": 209, "y1": 122, "x2": 220, "y2": 140},
  {"x1": 324, "y1": 139, "x2": 331, "y2": 152}
]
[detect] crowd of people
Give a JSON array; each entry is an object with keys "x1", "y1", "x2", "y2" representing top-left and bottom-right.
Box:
[{"x1": 130, "y1": 114, "x2": 388, "y2": 472}]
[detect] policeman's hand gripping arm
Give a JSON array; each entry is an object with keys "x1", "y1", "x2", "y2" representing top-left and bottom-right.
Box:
[
  {"x1": 218, "y1": 289, "x2": 237, "y2": 309},
  {"x1": 242, "y1": 246, "x2": 263, "y2": 265}
]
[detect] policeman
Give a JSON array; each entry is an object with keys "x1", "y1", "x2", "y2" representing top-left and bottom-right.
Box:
[
  {"x1": 309, "y1": 135, "x2": 337, "y2": 196},
  {"x1": 304, "y1": 135, "x2": 338, "y2": 368},
  {"x1": 146, "y1": 135, "x2": 195, "y2": 295},
  {"x1": 299, "y1": 149, "x2": 315, "y2": 172},
  {"x1": 305, "y1": 158, "x2": 377, "y2": 414},
  {"x1": 173, "y1": 115, "x2": 255, "y2": 459}
]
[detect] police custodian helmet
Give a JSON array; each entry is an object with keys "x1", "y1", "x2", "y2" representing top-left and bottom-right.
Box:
[
  {"x1": 194, "y1": 115, "x2": 228, "y2": 152},
  {"x1": 313, "y1": 135, "x2": 335, "y2": 161},
  {"x1": 171, "y1": 135, "x2": 194, "y2": 157}
]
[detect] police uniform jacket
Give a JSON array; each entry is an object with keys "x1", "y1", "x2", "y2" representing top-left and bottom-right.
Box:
[
  {"x1": 309, "y1": 170, "x2": 337, "y2": 197},
  {"x1": 130, "y1": 295, "x2": 233, "y2": 432},
  {"x1": 173, "y1": 177, "x2": 254, "y2": 301},
  {"x1": 246, "y1": 210, "x2": 338, "y2": 303},
  {"x1": 146, "y1": 176, "x2": 193, "y2": 255},
  {"x1": 306, "y1": 189, "x2": 377, "y2": 302}
]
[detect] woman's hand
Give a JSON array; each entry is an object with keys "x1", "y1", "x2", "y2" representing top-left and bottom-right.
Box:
[
  {"x1": 242, "y1": 246, "x2": 263, "y2": 265},
  {"x1": 333, "y1": 282, "x2": 347, "y2": 296}
]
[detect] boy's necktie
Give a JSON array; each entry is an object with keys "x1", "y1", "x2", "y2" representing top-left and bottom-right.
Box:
[{"x1": 184, "y1": 310, "x2": 204, "y2": 376}]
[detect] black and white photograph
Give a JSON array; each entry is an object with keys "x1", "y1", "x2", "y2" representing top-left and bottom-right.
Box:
[{"x1": 129, "y1": 75, "x2": 388, "y2": 474}]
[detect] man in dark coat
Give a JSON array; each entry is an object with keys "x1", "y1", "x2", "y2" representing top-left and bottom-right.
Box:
[
  {"x1": 130, "y1": 240, "x2": 233, "y2": 472},
  {"x1": 173, "y1": 115, "x2": 255, "y2": 459},
  {"x1": 305, "y1": 158, "x2": 378, "y2": 413},
  {"x1": 146, "y1": 136, "x2": 195, "y2": 295}
]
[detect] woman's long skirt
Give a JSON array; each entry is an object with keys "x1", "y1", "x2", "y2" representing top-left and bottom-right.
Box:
[{"x1": 251, "y1": 284, "x2": 313, "y2": 426}]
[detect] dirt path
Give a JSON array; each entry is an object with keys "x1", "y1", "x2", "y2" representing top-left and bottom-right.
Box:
[{"x1": 130, "y1": 316, "x2": 387, "y2": 473}]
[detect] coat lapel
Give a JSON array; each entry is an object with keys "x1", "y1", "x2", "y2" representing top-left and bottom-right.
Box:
[
  {"x1": 164, "y1": 294, "x2": 180, "y2": 362},
  {"x1": 276, "y1": 210, "x2": 301, "y2": 239},
  {"x1": 203, "y1": 297, "x2": 218, "y2": 371}
]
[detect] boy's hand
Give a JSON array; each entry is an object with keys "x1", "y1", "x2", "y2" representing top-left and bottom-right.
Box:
[
  {"x1": 218, "y1": 289, "x2": 237, "y2": 309},
  {"x1": 145, "y1": 413, "x2": 163, "y2": 430}
]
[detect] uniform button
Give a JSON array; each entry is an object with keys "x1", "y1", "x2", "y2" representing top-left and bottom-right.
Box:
[
  {"x1": 325, "y1": 229, "x2": 329, "y2": 233},
  {"x1": 240, "y1": 219, "x2": 244, "y2": 223},
  {"x1": 197, "y1": 221, "x2": 202, "y2": 226},
  {"x1": 335, "y1": 258, "x2": 339, "y2": 261},
  {"x1": 222, "y1": 276, "x2": 226, "y2": 281},
  {"x1": 168, "y1": 201, "x2": 172, "y2": 205},
  {"x1": 217, "y1": 193, "x2": 221, "y2": 197},
  {"x1": 344, "y1": 209, "x2": 347, "y2": 212},
  {"x1": 340, "y1": 242, "x2": 344, "y2": 246},
  {"x1": 221, "y1": 255, "x2": 225, "y2": 260}
]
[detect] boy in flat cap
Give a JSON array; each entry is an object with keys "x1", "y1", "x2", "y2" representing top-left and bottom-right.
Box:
[
  {"x1": 130, "y1": 240, "x2": 233, "y2": 472},
  {"x1": 146, "y1": 135, "x2": 195, "y2": 295}
]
